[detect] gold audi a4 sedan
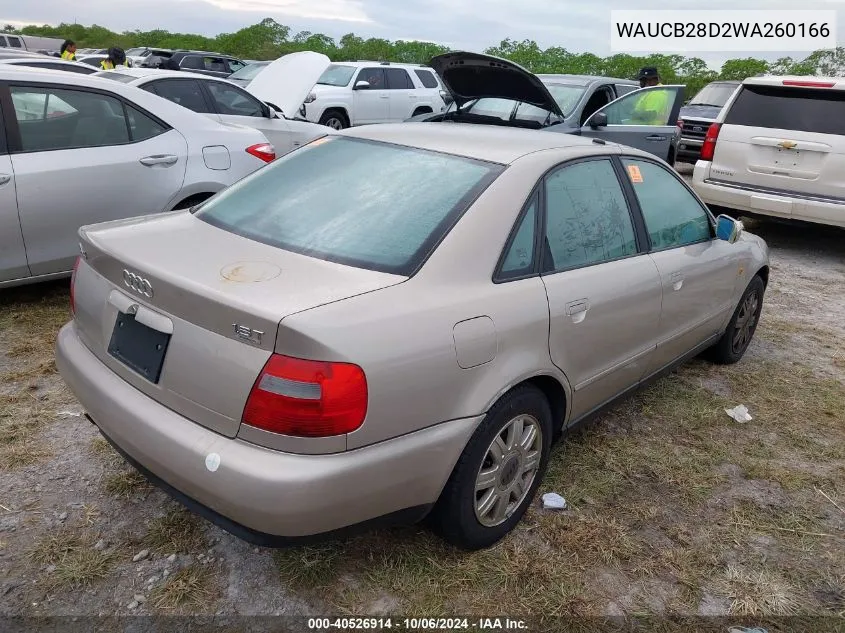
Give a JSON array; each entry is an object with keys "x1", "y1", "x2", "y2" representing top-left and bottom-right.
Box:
[{"x1": 57, "y1": 123, "x2": 769, "y2": 550}]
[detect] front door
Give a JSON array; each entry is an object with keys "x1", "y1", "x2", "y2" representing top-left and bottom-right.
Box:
[
  {"x1": 581, "y1": 86, "x2": 685, "y2": 161},
  {"x1": 540, "y1": 157, "x2": 663, "y2": 421},
  {"x1": 6, "y1": 82, "x2": 188, "y2": 276},
  {"x1": 617, "y1": 155, "x2": 742, "y2": 377},
  {"x1": 202, "y1": 80, "x2": 297, "y2": 156},
  {"x1": 352, "y1": 67, "x2": 390, "y2": 125},
  {"x1": 0, "y1": 153, "x2": 29, "y2": 282}
]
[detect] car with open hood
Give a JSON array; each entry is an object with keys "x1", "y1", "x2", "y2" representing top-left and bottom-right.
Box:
[
  {"x1": 95, "y1": 52, "x2": 330, "y2": 156},
  {"x1": 411, "y1": 52, "x2": 684, "y2": 163}
]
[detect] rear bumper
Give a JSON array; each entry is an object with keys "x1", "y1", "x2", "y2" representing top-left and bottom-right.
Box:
[
  {"x1": 56, "y1": 322, "x2": 480, "y2": 542},
  {"x1": 676, "y1": 137, "x2": 703, "y2": 162},
  {"x1": 692, "y1": 162, "x2": 845, "y2": 228}
]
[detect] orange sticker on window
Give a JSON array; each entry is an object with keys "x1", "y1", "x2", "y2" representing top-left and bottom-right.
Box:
[{"x1": 627, "y1": 164, "x2": 643, "y2": 183}]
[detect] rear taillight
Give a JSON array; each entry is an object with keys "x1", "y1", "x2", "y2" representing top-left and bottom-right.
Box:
[
  {"x1": 246, "y1": 143, "x2": 276, "y2": 163},
  {"x1": 782, "y1": 80, "x2": 835, "y2": 88},
  {"x1": 700, "y1": 123, "x2": 721, "y2": 161},
  {"x1": 242, "y1": 354, "x2": 368, "y2": 437},
  {"x1": 69, "y1": 256, "x2": 81, "y2": 316}
]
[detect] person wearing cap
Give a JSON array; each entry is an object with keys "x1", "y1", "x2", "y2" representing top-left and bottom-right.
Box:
[{"x1": 632, "y1": 66, "x2": 671, "y2": 126}]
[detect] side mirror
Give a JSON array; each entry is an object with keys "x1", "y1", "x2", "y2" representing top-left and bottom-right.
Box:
[
  {"x1": 265, "y1": 104, "x2": 278, "y2": 119},
  {"x1": 354, "y1": 80, "x2": 371, "y2": 90},
  {"x1": 589, "y1": 111, "x2": 608, "y2": 129},
  {"x1": 715, "y1": 214, "x2": 743, "y2": 243}
]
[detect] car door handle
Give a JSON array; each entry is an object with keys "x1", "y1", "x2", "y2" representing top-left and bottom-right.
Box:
[
  {"x1": 565, "y1": 299, "x2": 589, "y2": 323},
  {"x1": 0, "y1": 174, "x2": 10, "y2": 186},
  {"x1": 646, "y1": 135, "x2": 667, "y2": 141},
  {"x1": 379, "y1": 95, "x2": 390, "y2": 99},
  {"x1": 670, "y1": 272, "x2": 684, "y2": 291},
  {"x1": 139, "y1": 155, "x2": 178, "y2": 167}
]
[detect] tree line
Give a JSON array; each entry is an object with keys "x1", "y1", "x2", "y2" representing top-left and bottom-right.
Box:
[{"x1": 6, "y1": 18, "x2": 844, "y2": 97}]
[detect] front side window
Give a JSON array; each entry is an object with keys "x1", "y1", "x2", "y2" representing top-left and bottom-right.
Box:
[
  {"x1": 149, "y1": 79, "x2": 212, "y2": 114},
  {"x1": 196, "y1": 137, "x2": 504, "y2": 275},
  {"x1": 180, "y1": 55, "x2": 204, "y2": 70},
  {"x1": 227, "y1": 59, "x2": 246, "y2": 73},
  {"x1": 357, "y1": 68, "x2": 385, "y2": 89},
  {"x1": 10, "y1": 86, "x2": 130, "y2": 151},
  {"x1": 599, "y1": 87, "x2": 678, "y2": 126},
  {"x1": 8, "y1": 36, "x2": 22, "y2": 48},
  {"x1": 543, "y1": 159, "x2": 638, "y2": 273},
  {"x1": 206, "y1": 82, "x2": 264, "y2": 117},
  {"x1": 204, "y1": 57, "x2": 228, "y2": 73},
  {"x1": 621, "y1": 158, "x2": 712, "y2": 250}
]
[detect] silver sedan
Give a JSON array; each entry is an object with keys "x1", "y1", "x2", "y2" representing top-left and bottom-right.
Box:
[{"x1": 57, "y1": 123, "x2": 769, "y2": 550}]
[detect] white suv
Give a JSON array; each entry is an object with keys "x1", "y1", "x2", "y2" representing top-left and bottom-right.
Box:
[
  {"x1": 692, "y1": 76, "x2": 845, "y2": 228},
  {"x1": 300, "y1": 61, "x2": 446, "y2": 129}
]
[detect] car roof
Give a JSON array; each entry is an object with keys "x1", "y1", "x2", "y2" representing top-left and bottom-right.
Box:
[
  {"x1": 339, "y1": 122, "x2": 624, "y2": 164},
  {"x1": 537, "y1": 74, "x2": 638, "y2": 85},
  {"x1": 743, "y1": 75, "x2": 845, "y2": 90},
  {"x1": 102, "y1": 67, "x2": 226, "y2": 82},
  {"x1": 0, "y1": 58, "x2": 86, "y2": 67},
  {"x1": 329, "y1": 60, "x2": 434, "y2": 69}
]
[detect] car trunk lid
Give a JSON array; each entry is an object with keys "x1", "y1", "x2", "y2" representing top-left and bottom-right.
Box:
[{"x1": 72, "y1": 211, "x2": 405, "y2": 438}]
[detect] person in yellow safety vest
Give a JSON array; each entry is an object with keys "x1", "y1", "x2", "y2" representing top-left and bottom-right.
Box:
[
  {"x1": 100, "y1": 47, "x2": 128, "y2": 70},
  {"x1": 632, "y1": 66, "x2": 671, "y2": 126},
  {"x1": 60, "y1": 40, "x2": 77, "y2": 61}
]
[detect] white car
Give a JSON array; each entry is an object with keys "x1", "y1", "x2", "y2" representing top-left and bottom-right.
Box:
[
  {"x1": 95, "y1": 52, "x2": 331, "y2": 156},
  {"x1": 300, "y1": 60, "x2": 447, "y2": 129},
  {"x1": 0, "y1": 57, "x2": 99, "y2": 75},
  {"x1": 0, "y1": 66, "x2": 275, "y2": 288},
  {"x1": 692, "y1": 76, "x2": 845, "y2": 228}
]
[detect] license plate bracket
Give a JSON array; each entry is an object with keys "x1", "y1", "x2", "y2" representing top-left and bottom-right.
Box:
[{"x1": 107, "y1": 311, "x2": 170, "y2": 383}]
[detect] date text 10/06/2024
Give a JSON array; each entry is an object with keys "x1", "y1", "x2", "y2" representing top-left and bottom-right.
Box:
[{"x1": 307, "y1": 618, "x2": 530, "y2": 630}]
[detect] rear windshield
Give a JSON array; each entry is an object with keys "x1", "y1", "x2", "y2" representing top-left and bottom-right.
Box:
[
  {"x1": 725, "y1": 84, "x2": 845, "y2": 135},
  {"x1": 196, "y1": 137, "x2": 504, "y2": 275}
]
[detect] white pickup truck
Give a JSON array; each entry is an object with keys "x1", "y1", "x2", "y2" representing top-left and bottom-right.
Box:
[{"x1": 0, "y1": 32, "x2": 65, "y2": 54}]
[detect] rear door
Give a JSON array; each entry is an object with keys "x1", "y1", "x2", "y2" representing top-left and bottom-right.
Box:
[
  {"x1": 140, "y1": 77, "x2": 220, "y2": 123},
  {"x1": 5, "y1": 81, "x2": 188, "y2": 276},
  {"x1": 352, "y1": 67, "x2": 390, "y2": 124},
  {"x1": 581, "y1": 86, "x2": 685, "y2": 161},
  {"x1": 618, "y1": 155, "x2": 740, "y2": 377},
  {"x1": 708, "y1": 82, "x2": 845, "y2": 218},
  {"x1": 539, "y1": 157, "x2": 663, "y2": 421},
  {"x1": 384, "y1": 67, "x2": 417, "y2": 121},
  {"x1": 201, "y1": 79, "x2": 296, "y2": 155},
  {"x1": 0, "y1": 92, "x2": 29, "y2": 282}
]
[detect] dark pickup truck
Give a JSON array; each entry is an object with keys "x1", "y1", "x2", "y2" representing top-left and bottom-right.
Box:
[{"x1": 676, "y1": 80, "x2": 740, "y2": 163}]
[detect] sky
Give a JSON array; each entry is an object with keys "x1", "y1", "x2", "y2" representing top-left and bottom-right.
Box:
[{"x1": 2, "y1": 0, "x2": 844, "y2": 70}]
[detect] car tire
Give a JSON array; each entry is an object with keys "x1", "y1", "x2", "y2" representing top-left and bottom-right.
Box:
[
  {"x1": 319, "y1": 110, "x2": 348, "y2": 130},
  {"x1": 430, "y1": 384, "x2": 553, "y2": 550},
  {"x1": 705, "y1": 275, "x2": 765, "y2": 365}
]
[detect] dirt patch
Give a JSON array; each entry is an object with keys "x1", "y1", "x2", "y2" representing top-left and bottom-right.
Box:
[{"x1": 0, "y1": 220, "x2": 843, "y2": 619}]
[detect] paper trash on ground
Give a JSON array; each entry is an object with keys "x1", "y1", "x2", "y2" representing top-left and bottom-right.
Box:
[
  {"x1": 725, "y1": 404, "x2": 752, "y2": 423},
  {"x1": 542, "y1": 492, "x2": 568, "y2": 510}
]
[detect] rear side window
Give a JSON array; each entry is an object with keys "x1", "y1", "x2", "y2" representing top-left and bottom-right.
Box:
[
  {"x1": 385, "y1": 68, "x2": 414, "y2": 90},
  {"x1": 8, "y1": 37, "x2": 22, "y2": 48},
  {"x1": 197, "y1": 137, "x2": 504, "y2": 275},
  {"x1": 414, "y1": 70, "x2": 439, "y2": 89},
  {"x1": 725, "y1": 84, "x2": 845, "y2": 135},
  {"x1": 149, "y1": 79, "x2": 212, "y2": 113},
  {"x1": 180, "y1": 56, "x2": 204, "y2": 70}
]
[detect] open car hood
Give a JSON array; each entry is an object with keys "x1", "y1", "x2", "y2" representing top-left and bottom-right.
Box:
[
  {"x1": 430, "y1": 51, "x2": 563, "y2": 116},
  {"x1": 246, "y1": 51, "x2": 331, "y2": 119}
]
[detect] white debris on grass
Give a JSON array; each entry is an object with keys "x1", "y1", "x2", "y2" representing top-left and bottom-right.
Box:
[
  {"x1": 725, "y1": 404, "x2": 753, "y2": 423},
  {"x1": 542, "y1": 492, "x2": 568, "y2": 510}
]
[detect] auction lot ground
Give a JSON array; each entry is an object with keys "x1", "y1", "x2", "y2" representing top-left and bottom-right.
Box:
[{"x1": 1, "y1": 173, "x2": 843, "y2": 618}]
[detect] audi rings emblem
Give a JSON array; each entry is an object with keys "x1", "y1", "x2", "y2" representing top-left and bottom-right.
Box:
[{"x1": 123, "y1": 269, "x2": 154, "y2": 298}]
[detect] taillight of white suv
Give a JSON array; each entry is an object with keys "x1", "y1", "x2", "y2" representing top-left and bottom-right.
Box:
[{"x1": 700, "y1": 123, "x2": 722, "y2": 161}]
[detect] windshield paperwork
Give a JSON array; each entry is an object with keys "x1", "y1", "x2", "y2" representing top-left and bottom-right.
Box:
[
  {"x1": 317, "y1": 64, "x2": 356, "y2": 87},
  {"x1": 689, "y1": 83, "x2": 738, "y2": 108}
]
